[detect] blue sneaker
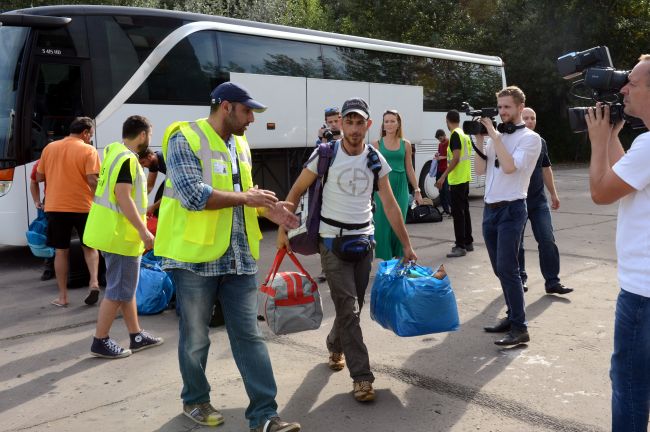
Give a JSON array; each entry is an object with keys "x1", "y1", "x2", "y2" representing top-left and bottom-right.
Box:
[
  {"x1": 91, "y1": 337, "x2": 131, "y2": 359},
  {"x1": 129, "y1": 330, "x2": 163, "y2": 352}
]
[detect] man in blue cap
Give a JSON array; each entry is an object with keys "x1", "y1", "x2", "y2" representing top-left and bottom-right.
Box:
[{"x1": 155, "y1": 82, "x2": 301, "y2": 431}]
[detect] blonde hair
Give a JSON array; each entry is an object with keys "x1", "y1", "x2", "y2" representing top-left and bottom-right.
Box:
[
  {"x1": 381, "y1": 109, "x2": 403, "y2": 138},
  {"x1": 496, "y1": 86, "x2": 526, "y2": 105}
]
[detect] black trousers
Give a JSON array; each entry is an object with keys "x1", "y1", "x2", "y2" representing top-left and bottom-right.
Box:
[{"x1": 450, "y1": 182, "x2": 473, "y2": 248}]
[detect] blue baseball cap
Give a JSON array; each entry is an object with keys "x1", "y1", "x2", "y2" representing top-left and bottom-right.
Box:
[{"x1": 210, "y1": 82, "x2": 267, "y2": 113}]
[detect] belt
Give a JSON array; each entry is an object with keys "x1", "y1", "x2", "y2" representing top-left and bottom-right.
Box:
[{"x1": 484, "y1": 199, "x2": 523, "y2": 209}]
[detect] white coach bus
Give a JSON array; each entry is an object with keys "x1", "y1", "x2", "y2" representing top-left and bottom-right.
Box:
[{"x1": 0, "y1": 5, "x2": 505, "y2": 246}]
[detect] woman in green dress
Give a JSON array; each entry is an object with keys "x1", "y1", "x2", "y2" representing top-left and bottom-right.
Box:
[{"x1": 373, "y1": 110, "x2": 423, "y2": 260}]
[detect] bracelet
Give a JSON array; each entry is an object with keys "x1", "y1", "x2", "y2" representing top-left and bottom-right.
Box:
[{"x1": 414, "y1": 188, "x2": 421, "y2": 193}]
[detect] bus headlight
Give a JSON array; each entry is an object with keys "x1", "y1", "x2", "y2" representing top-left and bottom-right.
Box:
[{"x1": 0, "y1": 168, "x2": 14, "y2": 197}]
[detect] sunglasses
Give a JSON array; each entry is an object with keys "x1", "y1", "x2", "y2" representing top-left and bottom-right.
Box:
[{"x1": 324, "y1": 107, "x2": 340, "y2": 115}]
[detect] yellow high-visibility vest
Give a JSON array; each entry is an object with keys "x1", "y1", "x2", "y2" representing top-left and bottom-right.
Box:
[
  {"x1": 154, "y1": 119, "x2": 262, "y2": 263},
  {"x1": 447, "y1": 127, "x2": 472, "y2": 185},
  {"x1": 83, "y1": 142, "x2": 147, "y2": 256}
]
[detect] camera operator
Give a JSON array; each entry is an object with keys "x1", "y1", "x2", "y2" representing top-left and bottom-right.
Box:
[
  {"x1": 474, "y1": 86, "x2": 541, "y2": 346},
  {"x1": 585, "y1": 54, "x2": 650, "y2": 432},
  {"x1": 317, "y1": 107, "x2": 343, "y2": 145}
]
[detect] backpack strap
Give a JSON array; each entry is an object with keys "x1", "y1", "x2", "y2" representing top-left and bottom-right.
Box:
[{"x1": 366, "y1": 144, "x2": 381, "y2": 194}]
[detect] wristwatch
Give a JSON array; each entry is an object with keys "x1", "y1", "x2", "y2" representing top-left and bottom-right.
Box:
[{"x1": 414, "y1": 188, "x2": 421, "y2": 193}]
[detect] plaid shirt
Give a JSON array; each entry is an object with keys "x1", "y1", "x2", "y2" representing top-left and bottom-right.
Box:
[{"x1": 161, "y1": 131, "x2": 257, "y2": 276}]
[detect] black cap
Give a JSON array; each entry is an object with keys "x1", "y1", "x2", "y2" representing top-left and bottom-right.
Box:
[
  {"x1": 210, "y1": 82, "x2": 267, "y2": 113},
  {"x1": 341, "y1": 97, "x2": 369, "y2": 119}
]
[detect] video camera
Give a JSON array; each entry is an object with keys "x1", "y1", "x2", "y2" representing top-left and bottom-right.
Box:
[
  {"x1": 461, "y1": 102, "x2": 498, "y2": 135},
  {"x1": 556, "y1": 46, "x2": 643, "y2": 132}
]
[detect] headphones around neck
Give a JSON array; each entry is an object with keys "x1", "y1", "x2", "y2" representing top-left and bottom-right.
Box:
[{"x1": 497, "y1": 123, "x2": 526, "y2": 134}]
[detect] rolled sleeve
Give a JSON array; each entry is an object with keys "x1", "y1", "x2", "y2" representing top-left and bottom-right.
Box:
[
  {"x1": 513, "y1": 134, "x2": 541, "y2": 172},
  {"x1": 166, "y1": 132, "x2": 213, "y2": 211}
]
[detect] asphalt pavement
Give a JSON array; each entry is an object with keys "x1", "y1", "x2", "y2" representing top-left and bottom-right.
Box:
[{"x1": 0, "y1": 166, "x2": 618, "y2": 432}]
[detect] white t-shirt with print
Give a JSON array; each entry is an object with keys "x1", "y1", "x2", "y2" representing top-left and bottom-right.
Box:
[
  {"x1": 306, "y1": 143, "x2": 391, "y2": 237},
  {"x1": 612, "y1": 131, "x2": 650, "y2": 297}
]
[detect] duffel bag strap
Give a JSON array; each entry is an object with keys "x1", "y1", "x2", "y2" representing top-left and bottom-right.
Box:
[
  {"x1": 285, "y1": 251, "x2": 317, "y2": 291},
  {"x1": 262, "y1": 248, "x2": 287, "y2": 287}
]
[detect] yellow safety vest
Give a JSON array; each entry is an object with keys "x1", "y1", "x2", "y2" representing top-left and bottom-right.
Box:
[
  {"x1": 154, "y1": 119, "x2": 262, "y2": 263},
  {"x1": 447, "y1": 127, "x2": 472, "y2": 185},
  {"x1": 83, "y1": 142, "x2": 148, "y2": 256}
]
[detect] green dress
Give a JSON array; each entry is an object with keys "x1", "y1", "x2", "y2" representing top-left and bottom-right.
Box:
[{"x1": 374, "y1": 138, "x2": 409, "y2": 260}]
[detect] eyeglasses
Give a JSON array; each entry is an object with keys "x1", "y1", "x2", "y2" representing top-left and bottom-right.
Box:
[{"x1": 324, "y1": 107, "x2": 340, "y2": 115}]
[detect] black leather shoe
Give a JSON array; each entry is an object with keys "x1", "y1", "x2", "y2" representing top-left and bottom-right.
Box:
[
  {"x1": 465, "y1": 243, "x2": 474, "y2": 252},
  {"x1": 484, "y1": 317, "x2": 511, "y2": 333},
  {"x1": 494, "y1": 328, "x2": 530, "y2": 346},
  {"x1": 446, "y1": 246, "x2": 466, "y2": 258},
  {"x1": 522, "y1": 281, "x2": 528, "y2": 293},
  {"x1": 545, "y1": 283, "x2": 573, "y2": 295}
]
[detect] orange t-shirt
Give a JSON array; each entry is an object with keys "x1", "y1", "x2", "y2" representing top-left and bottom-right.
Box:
[{"x1": 37, "y1": 136, "x2": 101, "y2": 213}]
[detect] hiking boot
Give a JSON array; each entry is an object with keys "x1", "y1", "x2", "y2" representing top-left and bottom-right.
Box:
[
  {"x1": 129, "y1": 330, "x2": 164, "y2": 352},
  {"x1": 328, "y1": 352, "x2": 345, "y2": 371},
  {"x1": 446, "y1": 246, "x2": 466, "y2": 258},
  {"x1": 90, "y1": 337, "x2": 131, "y2": 359},
  {"x1": 353, "y1": 380, "x2": 375, "y2": 402},
  {"x1": 250, "y1": 416, "x2": 301, "y2": 432},
  {"x1": 183, "y1": 402, "x2": 225, "y2": 427}
]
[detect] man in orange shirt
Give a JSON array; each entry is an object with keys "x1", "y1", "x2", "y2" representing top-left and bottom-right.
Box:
[{"x1": 36, "y1": 117, "x2": 101, "y2": 307}]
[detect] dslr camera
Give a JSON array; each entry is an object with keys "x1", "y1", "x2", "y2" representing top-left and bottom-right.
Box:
[
  {"x1": 461, "y1": 102, "x2": 498, "y2": 135},
  {"x1": 321, "y1": 124, "x2": 341, "y2": 142},
  {"x1": 557, "y1": 46, "x2": 642, "y2": 132}
]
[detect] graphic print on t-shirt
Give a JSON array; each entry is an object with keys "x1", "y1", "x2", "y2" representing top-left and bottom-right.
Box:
[{"x1": 336, "y1": 168, "x2": 372, "y2": 196}]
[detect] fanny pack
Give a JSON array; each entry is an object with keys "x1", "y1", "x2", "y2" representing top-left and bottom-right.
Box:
[{"x1": 324, "y1": 235, "x2": 375, "y2": 262}]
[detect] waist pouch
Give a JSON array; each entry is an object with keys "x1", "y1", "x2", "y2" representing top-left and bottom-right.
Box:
[{"x1": 324, "y1": 235, "x2": 375, "y2": 262}]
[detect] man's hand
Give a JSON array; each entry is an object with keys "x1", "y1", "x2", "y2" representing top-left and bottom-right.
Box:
[
  {"x1": 276, "y1": 227, "x2": 291, "y2": 251},
  {"x1": 34, "y1": 200, "x2": 43, "y2": 210},
  {"x1": 403, "y1": 245, "x2": 417, "y2": 262},
  {"x1": 435, "y1": 177, "x2": 445, "y2": 189},
  {"x1": 480, "y1": 118, "x2": 499, "y2": 140},
  {"x1": 139, "y1": 228, "x2": 155, "y2": 251},
  {"x1": 550, "y1": 194, "x2": 560, "y2": 210},
  {"x1": 266, "y1": 201, "x2": 299, "y2": 230},
  {"x1": 585, "y1": 103, "x2": 614, "y2": 147},
  {"x1": 245, "y1": 185, "x2": 278, "y2": 208}
]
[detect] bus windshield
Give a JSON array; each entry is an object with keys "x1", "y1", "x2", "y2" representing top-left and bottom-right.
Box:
[{"x1": 0, "y1": 26, "x2": 28, "y2": 165}]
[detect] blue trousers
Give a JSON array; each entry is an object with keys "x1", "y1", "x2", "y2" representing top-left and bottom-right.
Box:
[
  {"x1": 611, "y1": 289, "x2": 650, "y2": 432},
  {"x1": 519, "y1": 198, "x2": 561, "y2": 288},
  {"x1": 482, "y1": 199, "x2": 528, "y2": 329},
  {"x1": 171, "y1": 270, "x2": 278, "y2": 429}
]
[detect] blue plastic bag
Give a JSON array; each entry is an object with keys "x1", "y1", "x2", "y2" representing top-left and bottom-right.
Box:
[
  {"x1": 370, "y1": 259, "x2": 460, "y2": 336},
  {"x1": 25, "y1": 209, "x2": 55, "y2": 258},
  {"x1": 136, "y1": 255, "x2": 174, "y2": 315},
  {"x1": 428, "y1": 158, "x2": 438, "y2": 177}
]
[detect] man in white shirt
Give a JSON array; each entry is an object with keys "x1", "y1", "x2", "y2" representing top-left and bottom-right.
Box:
[
  {"x1": 474, "y1": 86, "x2": 541, "y2": 346},
  {"x1": 278, "y1": 97, "x2": 417, "y2": 403},
  {"x1": 585, "y1": 54, "x2": 650, "y2": 432}
]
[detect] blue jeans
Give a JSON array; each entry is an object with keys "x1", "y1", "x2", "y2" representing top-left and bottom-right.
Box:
[
  {"x1": 171, "y1": 269, "x2": 278, "y2": 429},
  {"x1": 518, "y1": 198, "x2": 561, "y2": 288},
  {"x1": 482, "y1": 199, "x2": 528, "y2": 330},
  {"x1": 611, "y1": 289, "x2": 650, "y2": 432}
]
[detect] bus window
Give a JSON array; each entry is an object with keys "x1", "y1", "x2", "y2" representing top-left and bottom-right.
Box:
[
  {"x1": 87, "y1": 15, "x2": 182, "y2": 114},
  {"x1": 35, "y1": 19, "x2": 89, "y2": 58},
  {"x1": 219, "y1": 32, "x2": 323, "y2": 79},
  {"x1": 128, "y1": 31, "x2": 222, "y2": 105},
  {"x1": 0, "y1": 26, "x2": 28, "y2": 167},
  {"x1": 30, "y1": 62, "x2": 84, "y2": 159}
]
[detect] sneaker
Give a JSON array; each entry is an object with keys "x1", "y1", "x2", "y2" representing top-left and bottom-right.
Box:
[
  {"x1": 317, "y1": 271, "x2": 327, "y2": 282},
  {"x1": 90, "y1": 337, "x2": 131, "y2": 359},
  {"x1": 84, "y1": 289, "x2": 100, "y2": 305},
  {"x1": 328, "y1": 352, "x2": 345, "y2": 371},
  {"x1": 464, "y1": 243, "x2": 474, "y2": 252},
  {"x1": 129, "y1": 330, "x2": 164, "y2": 352},
  {"x1": 522, "y1": 281, "x2": 528, "y2": 293},
  {"x1": 183, "y1": 402, "x2": 225, "y2": 427},
  {"x1": 250, "y1": 416, "x2": 301, "y2": 432},
  {"x1": 353, "y1": 380, "x2": 375, "y2": 402},
  {"x1": 446, "y1": 246, "x2": 466, "y2": 258}
]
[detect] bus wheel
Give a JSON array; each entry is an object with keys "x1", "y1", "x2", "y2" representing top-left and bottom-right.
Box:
[{"x1": 418, "y1": 161, "x2": 440, "y2": 206}]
